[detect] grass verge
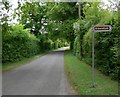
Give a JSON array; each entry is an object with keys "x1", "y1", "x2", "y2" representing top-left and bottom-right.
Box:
[
  {"x1": 64, "y1": 50, "x2": 118, "y2": 95},
  {"x1": 2, "y1": 50, "x2": 52, "y2": 72}
]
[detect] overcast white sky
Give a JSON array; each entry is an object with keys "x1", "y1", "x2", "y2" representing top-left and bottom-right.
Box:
[{"x1": 9, "y1": 0, "x2": 18, "y2": 9}]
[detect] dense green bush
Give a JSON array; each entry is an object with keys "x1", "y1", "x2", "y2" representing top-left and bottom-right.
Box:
[
  {"x1": 43, "y1": 39, "x2": 54, "y2": 50},
  {"x1": 73, "y1": 36, "x2": 80, "y2": 57},
  {"x1": 2, "y1": 25, "x2": 40, "y2": 63},
  {"x1": 73, "y1": 20, "x2": 87, "y2": 59},
  {"x1": 82, "y1": 28, "x2": 92, "y2": 65},
  {"x1": 38, "y1": 34, "x2": 54, "y2": 51},
  {"x1": 72, "y1": 3, "x2": 119, "y2": 80},
  {"x1": 53, "y1": 41, "x2": 59, "y2": 49},
  {"x1": 53, "y1": 39, "x2": 68, "y2": 49},
  {"x1": 81, "y1": 13, "x2": 119, "y2": 80},
  {"x1": 2, "y1": 24, "x2": 69, "y2": 64},
  {"x1": 38, "y1": 35, "x2": 65, "y2": 51},
  {"x1": 95, "y1": 13, "x2": 119, "y2": 80}
]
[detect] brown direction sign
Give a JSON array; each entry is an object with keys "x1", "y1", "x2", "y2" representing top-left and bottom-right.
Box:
[{"x1": 93, "y1": 25, "x2": 112, "y2": 32}]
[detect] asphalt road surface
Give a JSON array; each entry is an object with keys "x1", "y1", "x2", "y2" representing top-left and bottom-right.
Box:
[{"x1": 2, "y1": 47, "x2": 75, "y2": 95}]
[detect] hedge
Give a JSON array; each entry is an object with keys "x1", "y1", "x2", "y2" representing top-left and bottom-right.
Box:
[
  {"x1": 38, "y1": 35, "x2": 67, "y2": 51},
  {"x1": 81, "y1": 13, "x2": 119, "y2": 80},
  {"x1": 73, "y1": 36, "x2": 80, "y2": 57},
  {"x1": 72, "y1": 11, "x2": 119, "y2": 80},
  {"x1": 2, "y1": 25, "x2": 40, "y2": 63}
]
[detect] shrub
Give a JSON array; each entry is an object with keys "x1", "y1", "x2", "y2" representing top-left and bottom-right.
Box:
[
  {"x1": 73, "y1": 36, "x2": 80, "y2": 57},
  {"x1": 82, "y1": 13, "x2": 119, "y2": 80},
  {"x1": 2, "y1": 24, "x2": 40, "y2": 63},
  {"x1": 53, "y1": 41, "x2": 59, "y2": 49},
  {"x1": 82, "y1": 28, "x2": 92, "y2": 65},
  {"x1": 43, "y1": 38, "x2": 54, "y2": 50}
]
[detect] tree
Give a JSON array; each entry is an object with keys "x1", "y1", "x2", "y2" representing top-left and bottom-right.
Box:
[
  {"x1": 1, "y1": 1, "x2": 13, "y2": 40},
  {"x1": 46, "y1": 2, "x2": 78, "y2": 49},
  {"x1": 15, "y1": 1, "x2": 46, "y2": 37}
]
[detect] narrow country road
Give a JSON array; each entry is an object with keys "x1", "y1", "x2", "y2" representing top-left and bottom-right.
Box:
[{"x1": 2, "y1": 47, "x2": 75, "y2": 95}]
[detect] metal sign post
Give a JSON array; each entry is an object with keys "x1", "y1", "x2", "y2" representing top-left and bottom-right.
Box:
[
  {"x1": 92, "y1": 25, "x2": 112, "y2": 88},
  {"x1": 92, "y1": 26, "x2": 95, "y2": 87}
]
